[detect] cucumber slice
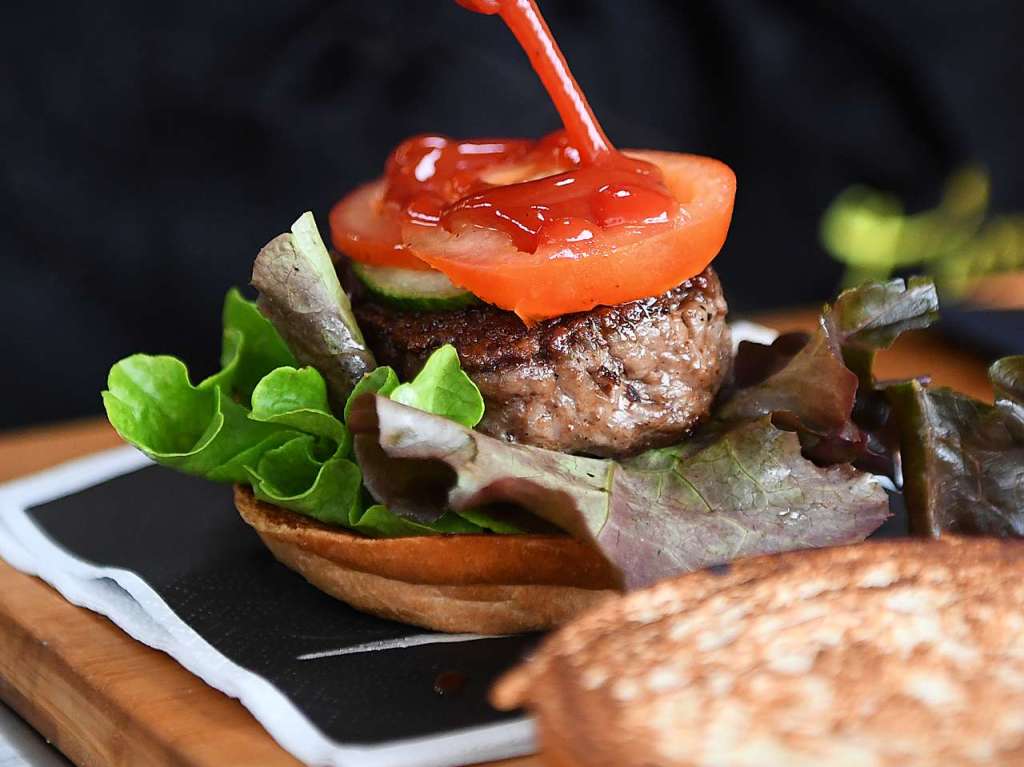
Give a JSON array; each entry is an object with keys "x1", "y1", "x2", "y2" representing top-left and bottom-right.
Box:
[{"x1": 353, "y1": 263, "x2": 479, "y2": 311}]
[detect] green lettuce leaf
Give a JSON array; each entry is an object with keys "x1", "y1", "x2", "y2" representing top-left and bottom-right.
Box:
[
  {"x1": 103, "y1": 292, "x2": 497, "y2": 537},
  {"x1": 888, "y1": 355, "x2": 1024, "y2": 537},
  {"x1": 246, "y1": 435, "x2": 485, "y2": 536},
  {"x1": 389, "y1": 344, "x2": 484, "y2": 428},
  {"x1": 352, "y1": 505, "x2": 484, "y2": 537},
  {"x1": 103, "y1": 354, "x2": 298, "y2": 484},
  {"x1": 344, "y1": 366, "x2": 399, "y2": 422},
  {"x1": 343, "y1": 350, "x2": 506, "y2": 531},
  {"x1": 247, "y1": 436, "x2": 361, "y2": 526},
  {"x1": 203, "y1": 288, "x2": 298, "y2": 403},
  {"x1": 250, "y1": 366, "x2": 350, "y2": 452},
  {"x1": 104, "y1": 290, "x2": 308, "y2": 484},
  {"x1": 343, "y1": 345, "x2": 485, "y2": 430}
]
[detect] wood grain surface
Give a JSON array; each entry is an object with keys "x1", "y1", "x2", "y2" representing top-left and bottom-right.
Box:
[{"x1": 0, "y1": 317, "x2": 995, "y2": 767}]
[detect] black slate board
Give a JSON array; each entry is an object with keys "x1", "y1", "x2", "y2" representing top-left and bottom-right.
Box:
[
  {"x1": 24, "y1": 464, "x2": 908, "y2": 747},
  {"x1": 26, "y1": 466, "x2": 537, "y2": 745}
]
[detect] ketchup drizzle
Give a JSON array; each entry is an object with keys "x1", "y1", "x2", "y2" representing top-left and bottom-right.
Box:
[
  {"x1": 458, "y1": 0, "x2": 612, "y2": 162},
  {"x1": 380, "y1": 0, "x2": 678, "y2": 254}
]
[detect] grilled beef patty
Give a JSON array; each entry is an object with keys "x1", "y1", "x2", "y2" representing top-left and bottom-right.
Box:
[{"x1": 351, "y1": 267, "x2": 732, "y2": 458}]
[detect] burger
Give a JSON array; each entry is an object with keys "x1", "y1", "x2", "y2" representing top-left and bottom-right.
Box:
[{"x1": 102, "y1": 0, "x2": 1021, "y2": 635}]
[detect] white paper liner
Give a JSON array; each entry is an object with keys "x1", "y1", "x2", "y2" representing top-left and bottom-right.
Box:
[{"x1": 0, "y1": 448, "x2": 534, "y2": 767}]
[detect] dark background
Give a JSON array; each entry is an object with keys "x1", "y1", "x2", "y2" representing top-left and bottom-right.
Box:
[{"x1": 2, "y1": 1, "x2": 1022, "y2": 429}]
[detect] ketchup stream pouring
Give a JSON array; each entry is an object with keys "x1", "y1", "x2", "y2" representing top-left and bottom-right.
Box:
[
  {"x1": 457, "y1": 0, "x2": 612, "y2": 162},
  {"x1": 330, "y1": 0, "x2": 736, "y2": 322},
  {"x1": 446, "y1": 0, "x2": 678, "y2": 252}
]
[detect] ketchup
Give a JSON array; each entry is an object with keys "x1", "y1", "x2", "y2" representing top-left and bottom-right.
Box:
[
  {"x1": 379, "y1": 0, "x2": 679, "y2": 254},
  {"x1": 383, "y1": 131, "x2": 573, "y2": 233}
]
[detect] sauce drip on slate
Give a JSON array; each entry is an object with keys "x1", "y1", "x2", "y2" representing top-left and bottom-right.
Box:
[
  {"x1": 380, "y1": 0, "x2": 678, "y2": 253},
  {"x1": 433, "y1": 670, "x2": 468, "y2": 696}
]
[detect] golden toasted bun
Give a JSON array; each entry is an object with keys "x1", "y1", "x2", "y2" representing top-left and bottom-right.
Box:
[
  {"x1": 493, "y1": 537, "x2": 1024, "y2": 767},
  {"x1": 234, "y1": 486, "x2": 619, "y2": 634}
]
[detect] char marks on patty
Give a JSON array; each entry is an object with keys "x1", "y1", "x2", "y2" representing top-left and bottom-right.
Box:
[{"x1": 351, "y1": 267, "x2": 732, "y2": 458}]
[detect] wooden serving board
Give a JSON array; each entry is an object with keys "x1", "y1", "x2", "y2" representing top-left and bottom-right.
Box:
[{"x1": 0, "y1": 316, "x2": 994, "y2": 767}]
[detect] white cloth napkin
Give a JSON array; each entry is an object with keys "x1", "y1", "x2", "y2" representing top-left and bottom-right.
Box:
[{"x1": 0, "y1": 449, "x2": 534, "y2": 767}]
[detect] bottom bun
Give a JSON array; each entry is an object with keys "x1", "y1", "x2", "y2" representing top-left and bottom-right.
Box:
[{"x1": 234, "y1": 486, "x2": 619, "y2": 634}]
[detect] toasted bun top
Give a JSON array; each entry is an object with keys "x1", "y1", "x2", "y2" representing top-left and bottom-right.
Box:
[{"x1": 492, "y1": 537, "x2": 1024, "y2": 767}]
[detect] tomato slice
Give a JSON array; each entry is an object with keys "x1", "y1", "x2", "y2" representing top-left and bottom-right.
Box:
[
  {"x1": 403, "y1": 151, "x2": 736, "y2": 323},
  {"x1": 329, "y1": 180, "x2": 432, "y2": 270}
]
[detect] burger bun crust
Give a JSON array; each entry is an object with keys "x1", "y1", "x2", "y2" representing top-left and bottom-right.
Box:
[
  {"x1": 234, "y1": 485, "x2": 619, "y2": 634},
  {"x1": 494, "y1": 537, "x2": 1024, "y2": 766}
]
